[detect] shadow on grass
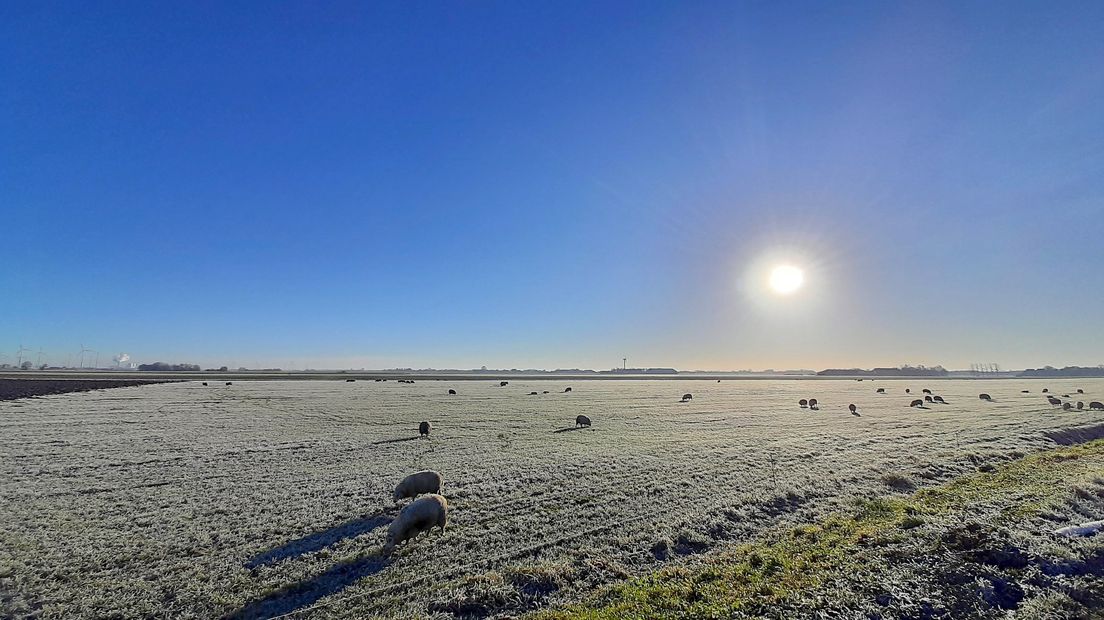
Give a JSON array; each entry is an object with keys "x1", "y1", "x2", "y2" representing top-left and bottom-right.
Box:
[
  {"x1": 229, "y1": 554, "x2": 392, "y2": 620},
  {"x1": 552, "y1": 427, "x2": 588, "y2": 433},
  {"x1": 372, "y1": 436, "x2": 420, "y2": 445},
  {"x1": 246, "y1": 513, "x2": 394, "y2": 569}
]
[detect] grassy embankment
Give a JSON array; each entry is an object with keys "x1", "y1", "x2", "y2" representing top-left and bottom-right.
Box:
[{"x1": 536, "y1": 439, "x2": 1104, "y2": 619}]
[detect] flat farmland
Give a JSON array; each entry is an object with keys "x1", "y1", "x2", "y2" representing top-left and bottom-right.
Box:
[{"x1": 2, "y1": 378, "x2": 1103, "y2": 619}]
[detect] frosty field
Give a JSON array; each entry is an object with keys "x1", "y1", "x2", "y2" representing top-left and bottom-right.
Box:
[{"x1": 2, "y1": 378, "x2": 1103, "y2": 619}]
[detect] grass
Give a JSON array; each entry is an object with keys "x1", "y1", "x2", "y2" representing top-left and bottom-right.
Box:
[{"x1": 534, "y1": 439, "x2": 1104, "y2": 619}]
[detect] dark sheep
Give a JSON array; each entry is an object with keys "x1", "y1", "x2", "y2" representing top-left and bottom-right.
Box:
[
  {"x1": 529, "y1": 391, "x2": 538, "y2": 395},
  {"x1": 1021, "y1": 390, "x2": 1030, "y2": 393},
  {"x1": 799, "y1": 399, "x2": 808, "y2": 408},
  {"x1": 1077, "y1": 401, "x2": 1085, "y2": 410},
  {"x1": 500, "y1": 381, "x2": 509, "y2": 387},
  {"x1": 1047, "y1": 397, "x2": 1062, "y2": 406},
  {"x1": 979, "y1": 393, "x2": 992, "y2": 401},
  {"x1": 542, "y1": 390, "x2": 549, "y2": 394},
  {"x1": 1062, "y1": 402, "x2": 1073, "y2": 410},
  {"x1": 809, "y1": 398, "x2": 819, "y2": 410},
  {"x1": 226, "y1": 382, "x2": 232, "y2": 386},
  {"x1": 933, "y1": 395, "x2": 946, "y2": 404},
  {"x1": 564, "y1": 387, "x2": 572, "y2": 393},
  {"x1": 905, "y1": 389, "x2": 911, "y2": 393},
  {"x1": 575, "y1": 414, "x2": 591, "y2": 427},
  {"x1": 681, "y1": 393, "x2": 693, "y2": 401},
  {"x1": 848, "y1": 404, "x2": 858, "y2": 415},
  {"x1": 1091, "y1": 402, "x2": 1104, "y2": 411},
  {"x1": 1042, "y1": 388, "x2": 1049, "y2": 393},
  {"x1": 346, "y1": 379, "x2": 356, "y2": 382},
  {"x1": 922, "y1": 389, "x2": 932, "y2": 395},
  {"x1": 1062, "y1": 394, "x2": 1071, "y2": 398},
  {"x1": 202, "y1": 382, "x2": 208, "y2": 386},
  {"x1": 876, "y1": 388, "x2": 885, "y2": 393},
  {"x1": 1077, "y1": 389, "x2": 1084, "y2": 394},
  {"x1": 910, "y1": 399, "x2": 924, "y2": 407},
  {"x1": 448, "y1": 389, "x2": 456, "y2": 395},
  {"x1": 419, "y1": 421, "x2": 431, "y2": 437},
  {"x1": 924, "y1": 395, "x2": 934, "y2": 403}
]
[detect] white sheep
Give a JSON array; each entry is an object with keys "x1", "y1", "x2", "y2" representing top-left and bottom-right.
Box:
[
  {"x1": 393, "y1": 470, "x2": 443, "y2": 502},
  {"x1": 382, "y1": 494, "x2": 447, "y2": 554}
]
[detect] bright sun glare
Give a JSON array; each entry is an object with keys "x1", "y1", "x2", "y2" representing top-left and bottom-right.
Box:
[{"x1": 768, "y1": 265, "x2": 805, "y2": 295}]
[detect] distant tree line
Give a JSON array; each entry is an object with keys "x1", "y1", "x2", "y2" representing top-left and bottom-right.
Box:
[
  {"x1": 138, "y1": 362, "x2": 201, "y2": 371},
  {"x1": 1020, "y1": 366, "x2": 1104, "y2": 378},
  {"x1": 817, "y1": 365, "x2": 949, "y2": 377}
]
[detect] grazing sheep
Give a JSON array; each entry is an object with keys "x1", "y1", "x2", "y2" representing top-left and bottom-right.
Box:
[
  {"x1": 564, "y1": 387, "x2": 572, "y2": 393},
  {"x1": 346, "y1": 379, "x2": 356, "y2": 382},
  {"x1": 848, "y1": 404, "x2": 858, "y2": 415},
  {"x1": 924, "y1": 395, "x2": 934, "y2": 403},
  {"x1": 542, "y1": 390, "x2": 549, "y2": 394},
  {"x1": 910, "y1": 399, "x2": 924, "y2": 408},
  {"x1": 1047, "y1": 396, "x2": 1062, "y2": 406},
  {"x1": 202, "y1": 382, "x2": 208, "y2": 386},
  {"x1": 529, "y1": 391, "x2": 538, "y2": 395},
  {"x1": 1062, "y1": 394, "x2": 1071, "y2": 398},
  {"x1": 226, "y1": 382, "x2": 232, "y2": 386},
  {"x1": 419, "y1": 421, "x2": 431, "y2": 437},
  {"x1": 575, "y1": 414, "x2": 591, "y2": 427},
  {"x1": 799, "y1": 399, "x2": 808, "y2": 408},
  {"x1": 1077, "y1": 388, "x2": 1084, "y2": 394},
  {"x1": 1021, "y1": 390, "x2": 1030, "y2": 393},
  {"x1": 979, "y1": 393, "x2": 992, "y2": 401},
  {"x1": 1077, "y1": 401, "x2": 1085, "y2": 410},
  {"x1": 876, "y1": 388, "x2": 885, "y2": 393},
  {"x1": 382, "y1": 494, "x2": 447, "y2": 555},
  {"x1": 809, "y1": 398, "x2": 819, "y2": 410},
  {"x1": 500, "y1": 381, "x2": 509, "y2": 387},
  {"x1": 448, "y1": 389, "x2": 456, "y2": 395},
  {"x1": 1063, "y1": 402, "x2": 1073, "y2": 410},
  {"x1": 1089, "y1": 401, "x2": 1103, "y2": 411},
  {"x1": 681, "y1": 393, "x2": 693, "y2": 401},
  {"x1": 905, "y1": 389, "x2": 911, "y2": 394},
  {"x1": 933, "y1": 395, "x2": 946, "y2": 404},
  {"x1": 393, "y1": 470, "x2": 443, "y2": 502},
  {"x1": 922, "y1": 389, "x2": 932, "y2": 395},
  {"x1": 1042, "y1": 388, "x2": 1049, "y2": 393}
]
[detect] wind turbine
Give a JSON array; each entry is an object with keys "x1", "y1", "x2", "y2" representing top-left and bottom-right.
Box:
[{"x1": 16, "y1": 344, "x2": 32, "y2": 368}]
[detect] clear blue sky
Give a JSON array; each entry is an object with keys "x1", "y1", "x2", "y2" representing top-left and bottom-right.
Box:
[{"x1": 3, "y1": 1, "x2": 1102, "y2": 370}]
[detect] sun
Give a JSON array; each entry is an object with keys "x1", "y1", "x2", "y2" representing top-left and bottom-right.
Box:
[{"x1": 768, "y1": 265, "x2": 804, "y2": 295}]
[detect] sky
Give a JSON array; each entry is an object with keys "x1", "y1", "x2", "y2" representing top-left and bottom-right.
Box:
[{"x1": 2, "y1": 1, "x2": 1103, "y2": 371}]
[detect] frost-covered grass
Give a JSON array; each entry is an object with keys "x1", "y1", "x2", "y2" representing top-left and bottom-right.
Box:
[
  {"x1": 536, "y1": 439, "x2": 1104, "y2": 619},
  {"x1": 1, "y1": 379, "x2": 1103, "y2": 618}
]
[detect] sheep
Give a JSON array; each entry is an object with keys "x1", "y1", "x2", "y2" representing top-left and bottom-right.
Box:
[
  {"x1": 809, "y1": 398, "x2": 819, "y2": 410},
  {"x1": 1089, "y1": 401, "x2": 1104, "y2": 411},
  {"x1": 419, "y1": 421, "x2": 431, "y2": 437},
  {"x1": 924, "y1": 395, "x2": 934, "y2": 403},
  {"x1": 979, "y1": 393, "x2": 992, "y2": 401},
  {"x1": 910, "y1": 399, "x2": 924, "y2": 408},
  {"x1": 681, "y1": 393, "x2": 693, "y2": 401},
  {"x1": 922, "y1": 389, "x2": 932, "y2": 395},
  {"x1": 226, "y1": 382, "x2": 233, "y2": 386},
  {"x1": 1021, "y1": 390, "x2": 1030, "y2": 393},
  {"x1": 393, "y1": 470, "x2": 443, "y2": 502},
  {"x1": 905, "y1": 389, "x2": 911, "y2": 393},
  {"x1": 799, "y1": 399, "x2": 808, "y2": 408},
  {"x1": 933, "y1": 395, "x2": 946, "y2": 404},
  {"x1": 1042, "y1": 388, "x2": 1049, "y2": 393},
  {"x1": 564, "y1": 387, "x2": 572, "y2": 393},
  {"x1": 202, "y1": 382, "x2": 208, "y2": 386},
  {"x1": 500, "y1": 381, "x2": 509, "y2": 387},
  {"x1": 346, "y1": 379, "x2": 356, "y2": 382},
  {"x1": 848, "y1": 404, "x2": 858, "y2": 415},
  {"x1": 1062, "y1": 402, "x2": 1073, "y2": 410},
  {"x1": 1077, "y1": 401, "x2": 1085, "y2": 410},
  {"x1": 575, "y1": 414, "x2": 591, "y2": 427},
  {"x1": 529, "y1": 391, "x2": 539, "y2": 395},
  {"x1": 1062, "y1": 394, "x2": 1071, "y2": 398},
  {"x1": 542, "y1": 390, "x2": 549, "y2": 394},
  {"x1": 382, "y1": 494, "x2": 447, "y2": 555},
  {"x1": 448, "y1": 389, "x2": 456, "y2": 395},
  {"x1": 876, "y1": 388, "x2": 885, "y2": 393},
  {"x1": 1047, "y1": 396, "x2": 1062, "y2": 406},
  {"x1": 1077, "y1": 388, "x2": 1085, "y2": 394}
]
